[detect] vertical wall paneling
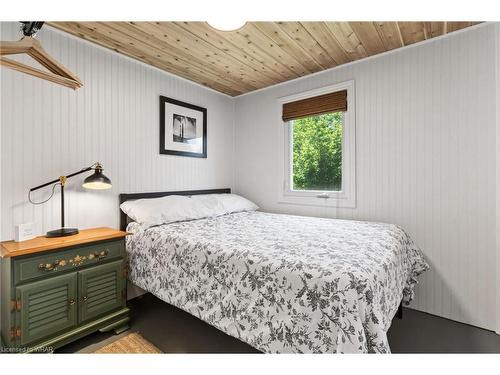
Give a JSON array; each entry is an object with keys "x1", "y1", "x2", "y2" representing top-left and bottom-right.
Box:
[
  {"x1": 0, "y1": 22, "x2": 235, "y2": 240},
  {"x1": 234, "y1": 24, "x2": 498, "y2": 331},
  {"x1": 496, "y1": 23, "x2": 500, "y2": 335}
]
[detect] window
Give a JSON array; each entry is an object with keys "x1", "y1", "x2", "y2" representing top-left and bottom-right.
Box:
[
  {"x1": 291, "y1": 112, "x2": 343, "y2": 192},
  {"x1": 278, "y1": 81, "x2": 356, "y2": 208}
]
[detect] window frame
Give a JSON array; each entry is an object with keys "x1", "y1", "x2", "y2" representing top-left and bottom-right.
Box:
[{"x1": 277, "y1": 80, "x2": 356, "y2": 208}]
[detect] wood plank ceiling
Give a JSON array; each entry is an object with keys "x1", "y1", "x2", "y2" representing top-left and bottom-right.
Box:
[{"x1": 47, "y1": 22, "x2": 480, "y2": 96}]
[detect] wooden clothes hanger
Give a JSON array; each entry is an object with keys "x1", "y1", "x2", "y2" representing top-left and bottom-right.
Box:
[{"x1": 0, "y1": 22, "x2": 83, "y2": 89}]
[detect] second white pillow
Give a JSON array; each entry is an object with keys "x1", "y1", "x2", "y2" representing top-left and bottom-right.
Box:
[{"x1": 192, "y1": 193, "x2": 258, "y2": 216}]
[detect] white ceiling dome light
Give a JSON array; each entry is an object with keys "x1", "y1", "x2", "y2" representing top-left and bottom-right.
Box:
[{"x1": 207, "y1": 20, "x2": 247, "y2": 32}]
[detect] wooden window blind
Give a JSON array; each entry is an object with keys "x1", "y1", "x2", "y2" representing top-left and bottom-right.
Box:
[{"x1": 282, "y1": 90, "x2": 347, "y2": 122}]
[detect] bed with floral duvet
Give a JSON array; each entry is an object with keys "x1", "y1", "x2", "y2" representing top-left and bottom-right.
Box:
[{"x1": 126, "y1": 210, "x2": 429, "y2": 353}]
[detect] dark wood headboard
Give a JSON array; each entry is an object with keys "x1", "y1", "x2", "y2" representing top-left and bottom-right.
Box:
[{"x1": 118, "y1": 188, "x2": 231, "y2": 231}]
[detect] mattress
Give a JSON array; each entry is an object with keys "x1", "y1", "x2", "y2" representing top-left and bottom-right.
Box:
[{"x1": 126, "y1": 211, "x2": 429, "y2": 353}]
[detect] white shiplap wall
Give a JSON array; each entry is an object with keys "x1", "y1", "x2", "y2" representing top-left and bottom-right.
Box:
[
  {"x1": 495, "y1": 23, "x2": 500, "y2": 334},
  {"x1": 234, "y1": 24, "x2": 499, "y2": 331},
  {"x1": 0, "y1": 22, "x2": 235, "y2": 241}
]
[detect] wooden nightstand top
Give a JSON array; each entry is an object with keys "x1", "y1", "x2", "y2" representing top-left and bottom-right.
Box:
[{"x1": 0, "y1": 227, "x2": 128, "y2": 258}]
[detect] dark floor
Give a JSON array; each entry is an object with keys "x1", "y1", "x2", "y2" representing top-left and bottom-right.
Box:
[{"x1": 58, "y1": 293, "x2": 500, "y2": 353}]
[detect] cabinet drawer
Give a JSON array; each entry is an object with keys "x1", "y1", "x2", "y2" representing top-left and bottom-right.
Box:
[{"x1": 13, "y1": 239, "x2": 125, "y2": 285}]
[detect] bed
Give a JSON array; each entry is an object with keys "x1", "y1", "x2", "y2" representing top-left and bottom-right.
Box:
[{"x1": 120, "y1": 189, "x2": 429, "y2": 353}]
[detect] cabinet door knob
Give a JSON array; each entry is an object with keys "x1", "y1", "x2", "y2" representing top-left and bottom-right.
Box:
[
  {"x1": 81, "y1": 296, "x2": 88, "y2": 303},
  {"x1": 68, "y1": 299, "x2": 75, "y2": 306}
]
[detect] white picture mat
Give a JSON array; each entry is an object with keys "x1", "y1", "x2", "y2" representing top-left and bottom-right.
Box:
[{"x1": 164, "y1": 102, "x2": 204, "y2": 153}]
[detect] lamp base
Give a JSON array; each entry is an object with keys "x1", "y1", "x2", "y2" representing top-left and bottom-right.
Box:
[{"x1": 46, "y1": 228, "x2": 79, "y2": 238}]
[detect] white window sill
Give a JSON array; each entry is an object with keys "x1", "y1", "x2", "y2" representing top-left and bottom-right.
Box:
[{"x1": 278, "y1": 193, "x2": 356, "y2": 208}]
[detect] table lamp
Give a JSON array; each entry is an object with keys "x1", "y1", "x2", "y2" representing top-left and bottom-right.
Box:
[{"x1": 28, "y1": 162, "x2": 112, "y2": 237}]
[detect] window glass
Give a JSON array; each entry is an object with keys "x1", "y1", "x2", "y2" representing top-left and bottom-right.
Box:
[{"x1": 291, "y1": 112, "x2": 343, "y2": 192}]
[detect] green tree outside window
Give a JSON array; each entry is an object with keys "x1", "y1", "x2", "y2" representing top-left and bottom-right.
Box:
[{"x1": 292, "y1": 112, "x2": 343, "y2": 191}]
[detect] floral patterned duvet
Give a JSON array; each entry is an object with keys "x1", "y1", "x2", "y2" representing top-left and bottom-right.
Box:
[{"x1": 126, "y1": 211, "x2": 429, "y2": 353}]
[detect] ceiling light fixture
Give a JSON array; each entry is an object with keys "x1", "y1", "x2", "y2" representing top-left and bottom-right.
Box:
[{"x1": 207, "y1": 20, "x2": 247, "y2": 32}]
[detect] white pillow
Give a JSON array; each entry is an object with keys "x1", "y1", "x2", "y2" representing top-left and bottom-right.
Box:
[
  {"x1": 189, "y1": 194, "x2": 227, "y2": 217},
  {"x1": 120, "y1": 193, "x2": 259, "y2": 229},
  {"x1": 120, "y1": 195, "x2": 212, "y2": 229},
  {"x1": 218, "y1": 193, "x2": 259, "y2": 214},
  {"x1": 192, "y1": 193, "x2": 258, "y2": 215}
]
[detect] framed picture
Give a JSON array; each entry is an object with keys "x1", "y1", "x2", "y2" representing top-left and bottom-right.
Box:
[{"x1": 159, "y1": 95, "x2": 207, "y2": 158}]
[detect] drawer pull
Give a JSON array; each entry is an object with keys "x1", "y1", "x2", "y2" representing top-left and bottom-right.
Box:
[
  {"x1": 38, "y1": 259, "x2": 65, "y2": 272},
  {"x1": 36, "y1": 248, "x2": 110, "y2": 274},
  {"x1": 92, "y1": 250, "x2": 109, "y2": 260}
]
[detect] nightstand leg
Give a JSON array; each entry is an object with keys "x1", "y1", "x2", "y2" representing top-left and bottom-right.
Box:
[
  {"x1": 113, "y1": 324, "x2": 130, "y2": 335},
  {"x1": 99, "y1": 316, "x2": 130, "y2": 335}
]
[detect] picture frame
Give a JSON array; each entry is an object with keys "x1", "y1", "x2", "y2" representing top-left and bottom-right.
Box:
[{"x1": 159, "y1": 95, "x2": 207, "y2": 158}]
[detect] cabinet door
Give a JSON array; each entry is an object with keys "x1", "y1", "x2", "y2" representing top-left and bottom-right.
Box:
[
  {"x1": 78, "y1": 260, "x2": 124, "y2": 324},
  {"x1": 16, "y1": 273, "x2": 77, "y2": 346}
]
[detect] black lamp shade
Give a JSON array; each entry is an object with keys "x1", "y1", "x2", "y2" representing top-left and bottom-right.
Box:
[{"x1": 82, "y1": 169, "x2": 112, "y2": 190}]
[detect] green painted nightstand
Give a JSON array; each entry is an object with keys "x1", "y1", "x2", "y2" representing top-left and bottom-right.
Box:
[{"x1": 0, "y1": 227, "x2": 130, "y2": 352}]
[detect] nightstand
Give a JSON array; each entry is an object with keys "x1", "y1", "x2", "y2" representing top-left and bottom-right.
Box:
[{"x1": 0, "y1": 227, "x2": 130, "y2": 352}]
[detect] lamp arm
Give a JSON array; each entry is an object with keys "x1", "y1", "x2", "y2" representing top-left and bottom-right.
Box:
[
  {"x1": 63, "y1": 166, "x2": 93, "y2": 180},
  {"x1": 29, "y1": 164, "x2": 98, "y2": 192},
  {"x1": 29, "y1": 176, "x2": 64, "y2": 192}
]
